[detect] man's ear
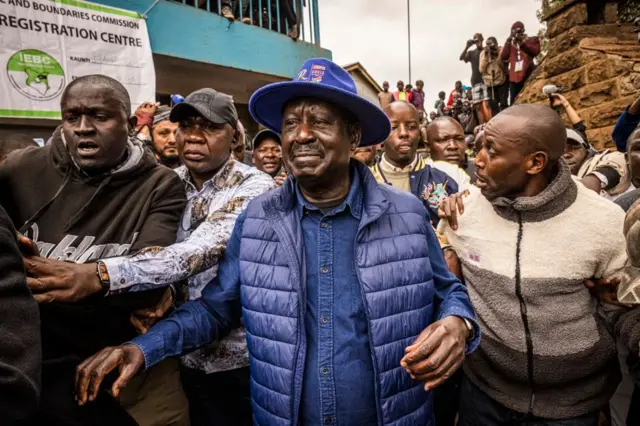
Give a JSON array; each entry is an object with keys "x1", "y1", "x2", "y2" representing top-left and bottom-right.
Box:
[
  {"x1": 527, "y1": 151, "x2": 549, "y2": 175},
  {"x1": 350, "y1": 124, "x2": 362, "y2": 151},
  {"x1": 229, "y1": 129, "x2": 240, "y2": 153}
]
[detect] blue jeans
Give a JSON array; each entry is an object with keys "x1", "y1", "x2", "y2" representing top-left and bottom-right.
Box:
[{"x1": 458, "y1": 376, "x2": 599, "y2": 426}]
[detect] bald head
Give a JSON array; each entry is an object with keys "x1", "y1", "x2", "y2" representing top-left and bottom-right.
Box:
[
  {"x1": 425, "y1": 116, "x2": 466, "y2": 165},
  {"x1": 426, "y1": 116, "x2": 463, "y2": 138},
  {"x1": 384, "y1": 101, "x2": 419, "y2": 119},
  {"x1": 489, "y1": 104, "x2": 566, "y2": 163}
]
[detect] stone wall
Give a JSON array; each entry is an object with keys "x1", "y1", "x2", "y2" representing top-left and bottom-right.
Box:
[{"x1": 515, "y1": 1, "x2": 640, "y2": 150}]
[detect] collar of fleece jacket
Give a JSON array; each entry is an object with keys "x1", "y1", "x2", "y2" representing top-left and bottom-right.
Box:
[{"x1": 490, "y1": 158, "x2": 578, "y2": 223}]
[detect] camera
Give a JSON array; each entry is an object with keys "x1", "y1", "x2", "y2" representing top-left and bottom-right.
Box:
[{"x1": 542, "y1": 85, "x2": 561, "y2": 96}]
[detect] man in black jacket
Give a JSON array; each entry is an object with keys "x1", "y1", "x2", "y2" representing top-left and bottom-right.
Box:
[
  {"x1": 0, "y1": 205, "x2": 41, "y2": 425},
  {"x1": 0, "y1": 75, "x2": 188, "y2": 426}
]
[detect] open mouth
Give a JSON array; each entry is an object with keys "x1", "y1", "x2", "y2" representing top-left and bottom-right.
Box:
[
  {"x1": 475, "y1": 173, "x2": 487, "y2": 189},
  {"x1": 77, "y1": 140, "x2": 100, "y2": 157}
]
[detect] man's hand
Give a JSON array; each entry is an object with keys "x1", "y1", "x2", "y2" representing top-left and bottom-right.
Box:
[
  {"x1": 438, "y1": 190, "x2": 469, "y2": 231},
  {"x1": 134, "y1": 101, "x2": 159, "y2": 129},
  {"x1": 130, "y1": 287, "x2": 174, "y2": 334},
  {"x1": 584, "y1": 277, "x2": 622, "y2": 306},
  {"x1": 581, "y1": 174, "x2": 602, "y2": 194},
  {"x1": 274, "y1": 169, "x2": 287, "y2": 187},
  {"x1": 550, "y1": 94, "x2": 569, "y2": 109},
  {"x1": 400, "y1": 316, "x2": 469, "y2": 391},
  {"x1": 444, "y1": 249, "x2": 463, "y2": 280},
  {"x1": 466, "y1": 39, "x2": 474, "y2": 48},
  {"x1": 75, "y1": 345, "x2": 145, "y2": 405},
  {"x1": 16, "y1": 233, "x2": 39, "y2": 257},
  {"x1": 24, "y1": 257, "x2": 103, "y2": 303}
]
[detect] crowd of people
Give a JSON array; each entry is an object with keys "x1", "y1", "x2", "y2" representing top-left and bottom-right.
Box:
[
  {"x1": 2, "y1": 14, "x2": 640, "y2": 426},
  {"x1": 378, "y1": 21, "x2": 541, "y2": 144}
]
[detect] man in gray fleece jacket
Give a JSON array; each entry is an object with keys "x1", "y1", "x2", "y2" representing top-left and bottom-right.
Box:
[{"x1": 438, "y1": 104, "x2": 634, "y2": 425}]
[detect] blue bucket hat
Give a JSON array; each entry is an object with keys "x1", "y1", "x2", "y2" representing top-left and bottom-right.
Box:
[{"x1": 249, "y1": 58, "x2": 391, "y2": 147}]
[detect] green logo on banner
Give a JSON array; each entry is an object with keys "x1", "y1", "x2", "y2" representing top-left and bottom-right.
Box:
[{"x1": 7, "y1": 50, "x2": 66, "y2": 101}]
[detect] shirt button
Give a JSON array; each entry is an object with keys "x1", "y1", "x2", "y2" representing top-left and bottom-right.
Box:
[
  {"x1": 321, "y1": 266, "x2": 329, "y2": 274},
  {"x1": 321, "y1": 317, "x2": 329, "y2": 324},
  {"x1": 120, "y1": 278, "x2": 126, "y2": 284},
  {"x1": 154, "y1": 278, "x2": 160, "y2": 283},
  {"x1": 320, "y1": 222, "x2": 328, "y2": 228},
  {"x1": 321, "y1": 367, "x2": 329, "y2": 376},
  {"x1": 325, "y1": 416, "x2": 333, "y2": 424}
]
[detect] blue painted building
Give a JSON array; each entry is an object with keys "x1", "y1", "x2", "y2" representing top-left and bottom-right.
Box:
[
  {"x1": 97, "y1": 0, "x2": 332, "y2": 133},
  {"x1": 0, "y1": 0, "x2": 331, "y2": 140}
]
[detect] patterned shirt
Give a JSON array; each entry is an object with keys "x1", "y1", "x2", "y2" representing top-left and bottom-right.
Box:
[{"x1": 102, "y1": 157, "x2": 276, "y2": 373}]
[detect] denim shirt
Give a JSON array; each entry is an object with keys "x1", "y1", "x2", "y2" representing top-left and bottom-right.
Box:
[{"x1": 296, "y1": 173, "x2": 377, "y2": 426}]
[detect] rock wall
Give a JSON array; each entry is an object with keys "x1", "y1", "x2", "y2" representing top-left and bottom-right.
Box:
[{"x1": 515, "y1": 2, "x2": 640, "y2": 150}]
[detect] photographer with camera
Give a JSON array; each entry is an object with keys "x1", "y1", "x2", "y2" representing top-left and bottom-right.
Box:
[
  {"x1": 501, "y1": 21, "x2": 540, "y2": 105},
  {"x1": 460, "y1": 33, "x2": 491, "y2": 125},
  {"x1": 551, "y1": 92, "x2": 632, "y2": 200},
  {"x1": 479, "y1": 36, "x2": 508, "y2": 113}
]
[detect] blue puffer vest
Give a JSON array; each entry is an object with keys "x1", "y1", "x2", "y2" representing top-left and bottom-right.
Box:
[{"x1": 239, "y1": 162, "x2": 436, "y2": 426}]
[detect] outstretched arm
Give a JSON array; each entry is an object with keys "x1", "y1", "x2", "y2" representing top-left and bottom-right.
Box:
[{"x1": 75, "y1": 212, "x2": 248, "y2": 405}]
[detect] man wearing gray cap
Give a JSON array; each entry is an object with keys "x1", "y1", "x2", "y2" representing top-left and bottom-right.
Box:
[{"x1": 30, "y1": 87, "x2": 275, "y2": 426}]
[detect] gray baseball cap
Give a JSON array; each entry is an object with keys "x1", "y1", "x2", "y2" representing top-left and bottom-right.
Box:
[{"x1": 170, "y1": 88, "x2": 238, "y2": 129}]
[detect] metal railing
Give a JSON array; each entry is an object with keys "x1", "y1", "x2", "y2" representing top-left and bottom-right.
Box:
[{"x1": 173, "y1": 0, "x2": 321, "y2": 45}]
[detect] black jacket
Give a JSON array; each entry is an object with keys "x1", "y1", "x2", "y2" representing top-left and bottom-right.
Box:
[
  {"x1": 0, "y1": 205, "x2": 41, "y2": 425},
  {"x1": 0, "y1": 128, "x2": 187, "y2": 424}
]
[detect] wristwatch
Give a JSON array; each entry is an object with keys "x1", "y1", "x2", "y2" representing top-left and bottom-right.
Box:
[
  {"x1": 462, "y1": 318, "x2": 475, "y2": 342},
  {"x1": 96, "y1": 261, "x2": 111, "y2": 293}
]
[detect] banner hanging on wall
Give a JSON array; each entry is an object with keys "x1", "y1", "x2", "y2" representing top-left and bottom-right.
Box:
[{"x1": 0, "y1": 0, "x2": 155, "y2": 119}]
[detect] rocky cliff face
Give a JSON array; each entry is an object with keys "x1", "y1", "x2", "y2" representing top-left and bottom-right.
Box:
[{"x1": 515, "y1": 1, "x2": 640, "y2": 149}]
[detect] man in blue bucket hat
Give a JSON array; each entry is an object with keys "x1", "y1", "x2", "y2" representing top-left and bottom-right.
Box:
[{"x1": 74, "y1": 58, "x2": 480, "y2": 426}]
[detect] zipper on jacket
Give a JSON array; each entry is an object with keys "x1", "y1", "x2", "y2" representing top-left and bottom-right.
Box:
[
  {"x1": 266, "y1": 206, "x2": 307, "y2": 425},
  {"x1": 514, "y1": 212, "x2": 536, "y2": 413},
  {"x1": 353, "y1": 202, "x2": 392, "y2": 426},
  {"x1": 353, "y1": 243, "x2": 385, "y2": 426}
]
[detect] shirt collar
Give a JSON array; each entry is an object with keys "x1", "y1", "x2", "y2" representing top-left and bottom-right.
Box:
[
  {"x1": 295, "y1": 164, "x2": 363, "y2": 221},
  {"x1": 380, "y1": 153, "x2": 419, "y2": 173},
  {"x1": 177, "y1": 156, "x2": 236, "y2": 194}
]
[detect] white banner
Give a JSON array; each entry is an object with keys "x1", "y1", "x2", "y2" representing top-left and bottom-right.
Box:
[{"x1": 0, "y1": 0, "x2": 155, "y2": 119}]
